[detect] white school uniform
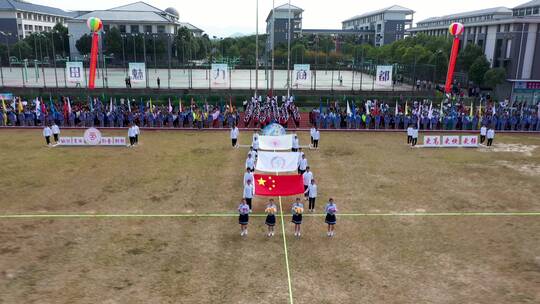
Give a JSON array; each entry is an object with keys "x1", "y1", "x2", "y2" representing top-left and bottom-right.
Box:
[
  {"x1": 292, "y1": 137, "x2": 299, "y2": 149},
  {"x1": 51, "y1": 125, "x2": 60, "y2": 135},
  {"x1": 245, "y1": 157, "x2": 255, "y2": 170},
  {"x1": 230, "y1": 127, "x2": 239, "y2": 139},
  {"x1": 487, "y1": 129, "x2": 495, "y2": 139},
  {"x1": 302, "y1": 171, "x2": 313, "y2": 186},
  {"x1": 412, "y1": 129, "x2": 419, "y2": 139},
  {"x1": 43, "y1": 127, "x2": 52, "y2": 137},
  {"x1": 407, "y1": 127, "x2": 413, "y2": 137},
  {"x1": 306, "y1": 184, "x2": 317, "y2": 198},
  {"x1": 128, "y1": 126, "x2": 136, "y2": 138},
  {"x1": 312, "y1": 131, "x2": 320, "y2": 141},
  {"x1": 133, "y1": 125, "x2": 140, "y2": 135},
  {"x1": 310, "y1": 128, "x2": 316, "y2": 138},
  {"x1": 480, "y1": 127, "x2": 487, "y2": 136},
  {"x1": 243, "y1": 172, "x2": 254, "y2": 185},
  {"x1": 298, "y1": 158, "x2": 308, "y2": 171},
  {"x1": 243, "y1": 184, "x2": 254, "y2": 199}
]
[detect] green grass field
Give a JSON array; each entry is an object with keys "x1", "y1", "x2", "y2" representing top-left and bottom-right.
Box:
[{"x1": 0, "y1": 129, "x2": 539, "y2": 304}]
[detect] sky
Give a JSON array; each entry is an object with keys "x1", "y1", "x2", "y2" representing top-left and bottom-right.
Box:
[{"x1": 32, "y1": 0, "x2": 529, "y2": 37}]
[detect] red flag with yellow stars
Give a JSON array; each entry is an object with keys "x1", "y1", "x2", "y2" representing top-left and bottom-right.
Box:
[{"x1": 254, "y1": 174, "x2": 305, "y2": 197}]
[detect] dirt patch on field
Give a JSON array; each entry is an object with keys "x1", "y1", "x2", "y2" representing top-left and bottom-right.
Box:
[
  {"x1": 495, "y1": 161, "x2": 540, "y2": 176},
  {"x1": 480, "y1": 143, "x2": 538, "y2": 156}
]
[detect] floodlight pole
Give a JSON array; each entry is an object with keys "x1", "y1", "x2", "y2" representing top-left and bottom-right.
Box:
[
  {"x1": 255, "y1": 0, "x2": 259, "y2": 98},
  {"x1": 286, "y1": 0, "x2": 291, "y2": 98},
  {"x1": 271, "y1": 0, "x2": 275, "y2": 96}
]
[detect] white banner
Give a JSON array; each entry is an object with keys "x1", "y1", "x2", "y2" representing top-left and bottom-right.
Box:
[
  {"x1": 59, "y1": 137, "x2": 126, "y2": 146},
  {"x1": 259, "y1": 135, "x2": 294, "y2": 151},
  {"x1": 293, "y1": 64, "x2": 310, "y2": 87},
  {"x1": 211, "y1": 64, "x2": 229, "y2": 86},
  {"x1": 256, "y1": 151, "x2": 299, "y2": 173},
  {"x1": 65, "y1": 62, "x2": 85, "y2": 84},
  {"x1": 375, "y1": 65, "x2": 393, "y2": 87},
  {"x1": 442, "y1": 136, "x2": 461, "y2": 147},
  {"x1": 423, "y1": 136, "x2": 441, "y2": 147},
  {"x1": 461, "y1": 136, "x2": 479, "y2": 147},
  {"x1": 129, "y1": 62, "x2": 146, "y2": 83}
]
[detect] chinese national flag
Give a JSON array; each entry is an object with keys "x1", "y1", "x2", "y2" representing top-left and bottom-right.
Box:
[{"x1": 254, "y1": 174, "x2": 305, "y2": 197}]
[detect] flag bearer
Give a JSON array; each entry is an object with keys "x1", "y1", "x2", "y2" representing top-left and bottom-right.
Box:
[
  {"x1": 291, "y1": 197, "x2": 304, "y2": 237},
  {"x1": 243, "y1": 168, "x2": 254, "y2": 186},
  {"x1": 298, "y1": 154, "x2": 308, "y2": 175},
  {"x1": 325, "y1": 198, "x2": 338, "y2": 237},
  {"x1": 43, "y1": 124, "x2": 52, "y2": 146},
  {"x1": 238, "y1": 199, "x2": 250, "y2": 237},
  {"x1": 245, "y1": 153, "x2": 255, "y2": 172},
  {"x1": 243, "y1": 179, "x2": 254, "y2": 211},
  {"x1": 265, "y1": 199, "x2": 278, "y2": 237}
]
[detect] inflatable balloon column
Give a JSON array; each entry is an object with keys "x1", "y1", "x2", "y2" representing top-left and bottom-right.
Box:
[
  {"x1": 87, "y1": 17, "x2": 103, "y2": 89},
  {"x1": 444, "y1": 22, "x2": 464, "y2": 94}
]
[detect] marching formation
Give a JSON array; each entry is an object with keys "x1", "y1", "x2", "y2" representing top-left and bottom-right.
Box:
[{"x1": 235, "y1": 127, "x2": 338, "y2": 238}]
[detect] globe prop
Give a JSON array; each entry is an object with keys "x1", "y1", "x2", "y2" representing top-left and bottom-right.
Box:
[
  {"x1": 87, "y1": 17, "x2": 103, "y2": 90},
  {"x1": 444, "y1": 22, "x2": 464, "y2": 94}
]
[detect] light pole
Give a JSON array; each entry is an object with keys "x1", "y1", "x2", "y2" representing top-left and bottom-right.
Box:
[
  {"x1": 38, "y1": 33, "x2": 46, "y2": 88},
  {"x1": 152, "y1": 33, "x2": 157, "y2": 73},
  {"x1": 271, "y1": 0, "x2": 275, "y2": 95},
  {"x1": 286, "y1": 0, "x2": 292, "y2": 98},
  {"x1": 51, "y1": 30, "x2": 59, "y2": 88},
  {"x1": 132, "y1": 33, "x2": 137, "y2": 62},
  {"x1": 255, "y1": 0, "x2": 259, "y2": 98},
  {"x1": 142, "y1": 33, "x2": 148, "y2": 88},
  {"x1": 121, "y1": 34, "x2": 126, "y2": 74}
]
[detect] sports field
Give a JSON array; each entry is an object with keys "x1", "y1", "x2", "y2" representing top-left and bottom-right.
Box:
[{"x1": 0, "y1": 130, "x2": 539, "y2": 304}]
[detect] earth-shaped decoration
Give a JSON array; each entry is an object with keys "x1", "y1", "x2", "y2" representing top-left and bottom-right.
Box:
[
  {"x1": 87, "y1": 17, "x2": 103, "y2": 32},
  {"x1": 261, "y1": 123, "x2": 286, "y2": 136}
]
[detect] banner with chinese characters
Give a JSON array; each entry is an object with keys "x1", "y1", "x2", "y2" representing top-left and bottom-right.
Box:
[
  {"x1": 58, "y1": 128, "x2": 126, "y2": 146},
  {"x1": 211, "y1": 64, "x2": 229, "y2": 86},
  {"x1": 128, "y1": 62, "x2": 146, "y2": 83},
  {"x1": 423, "y1": 136, "x2": 441, "y2": 147},
  {"x1": 421, "y1": 135, "x2": 478, "y2": 148},
  {"x1": 65, "y1": 62, "x2": 85, "y2": 84},
  {"x1": 293, "y1": 64, "x2": 310, "y2": 87},
  {"x1": 375, "y1": 65, "x2": 393, "y2": 87}
]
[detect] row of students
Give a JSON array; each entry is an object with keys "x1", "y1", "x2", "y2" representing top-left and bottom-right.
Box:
[
  {"x1": 480, "y1": 126, "x2": 496, "y2": 146},
  {"x1": 309, "y1": 126, "x2": 321, "y2": 149},
  {"x1": 42, "y1": 123, "x2": 61, "y2": 146},
  {"x1": 127, "y1": 123, "x2": 140, "y2": 147},
  {"x1": 238, "y1": 197, "x2": 338, "y2": 238}
]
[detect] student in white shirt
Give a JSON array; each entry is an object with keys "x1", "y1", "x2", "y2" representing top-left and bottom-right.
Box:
[
  {"x1": 304, "y1": 179, "x2": 318, "y2": 212},
  {"x1": 292, "y1": 135, "x2": 299, "y2": 152},
  {"x1": 243, "y1": 179, "x2": 254, "y2": 210},
  {"x1": 51, "y1": 123, "x2": 60, "y2": 143},
  {"x1": 243, "y1": 168, "x2": 254, "y2": 186},
  {"x1": 406, "y1": 125, "x2": 413, "y2": 144},
  {"x1": 230, "y1": 125, "x2": 239, "y2": 148},
  {"x1": 252, "y1": 134, "x2": 259, "y2": 151},
  {"x1": 325, "y1": 198, "x2": 338, "y2": 237},
  {"x1": 248, "y1": 147, "x2": 258, "y2": 160},
  {"x1": 298, "y1": 154, "x2": 308, "y2": 175},
  {"x1": 312, "y1": 128, "x2": 320, "y2": 149},
  {"x1": 127, "y1": 123, "x2": 136, "y2": 147},
  {"x1": 238, "y1": 199, "x2": 250, "y2": 236},
  {"x1": 302, "y1": 167, "x2": 313, "y2": 196},
  {"x1": 43, "y1": 125, "x2": 52, "y2": 146},
  {"x1": 133, "y1": 123, "x2": 140, "y2": 145},
  {"x1": 487, "y1": 128, "x2": 495, "y2": 147},
  {"x1": 310, "y1": 126, "x2": 316, "y2": 146},
  {"x1": 480, "y1": 125, "x2": 487, "y2": 144},
  {"x1": 245, "y1": 153, "x2": 255, "y2": 172},
  {"x1": 411, "y1": 126, "x2": 419, "y2": 147}
]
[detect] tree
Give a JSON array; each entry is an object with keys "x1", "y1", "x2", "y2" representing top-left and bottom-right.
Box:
[
  {"x1": 458, "y1": 44, "x2": 484, "y2": 72},
  {"x1": 76, "y1": 34, "x2": 92, "y2": 55},
  {"x1": 103, "y1": 27, "x2": 122, "y2": 56},
  {"x1": 483, "y1": 68, "x2": 507, "y2": 89},
  {"x1": 52, "y1": 23, "x2": 69, "y2": 57},
  {"x1": 469, "y1": 56, "x2": 491, "y2": 85},
  {"x1": 10, "y1": 40, "x2": 32, "y2": 60}
]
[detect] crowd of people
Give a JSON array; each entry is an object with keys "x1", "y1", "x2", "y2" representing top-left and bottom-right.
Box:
[
  {"x1": 310, "y1": 99, "x2": 540, "y2": 131},
  {"x1": 243, "y1": 96, "x2": 301, "y2": 128},
  {"x1": 237, "y1": 132, "x2": 337, "y2": 238}
]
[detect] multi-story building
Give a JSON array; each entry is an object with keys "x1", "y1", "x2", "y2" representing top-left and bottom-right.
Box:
[
  {"x1": 67, "y1": 1, "x2": 203, "y2": 57},
  {"x1": 342, "y1": 5, "x2": 414, "y2": 46},
  {"x1": 0, "y1": 0, "x2": 75, "y2": 43},
  {"x1": 265, "y1": 3, "x2": 303, "y2": 52},
  {"x1": 408, "y1": 0, "x2": 540, "y2": 104}
]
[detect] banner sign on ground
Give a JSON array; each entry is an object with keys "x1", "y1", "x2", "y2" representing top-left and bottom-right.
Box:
[
  {"x1": 376, "y1": 65, "x2": 393, "y2": 87},
  {"x1": 258, "y1": 135, "x2": 294, "y2": 151},
  {"x1": 256, "y1": 151, "x2": 300, "y2": 173},
  {"x1": 211, "y1": 64, "x2": 229, "y2": 86},
  {"x1": 65, "y1": 62, "x2": 85, "y2": 84},
  {"x1": 422, "y1": 135, "x2": 479, "y2": 148},
  {"x1": 129, "y1": 62, "x2": 146, "y2": 83},
  {"x1": 293, "y1": 64, "x2": 310, "y2": 87},
  {"x1": 58, "y1": 128, "x2": 126, "y2": 146},
  {"x1": 423, "y1": 136, "x2": 441, "y2": 147}
]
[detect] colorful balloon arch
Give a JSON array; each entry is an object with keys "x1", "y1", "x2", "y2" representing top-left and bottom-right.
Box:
[
  {"x1": 87, "y1": 17, "x2": 103, "y2": 90},
  {"x1": 444, "y1": 22, "x2": 464, "y2": 94}
]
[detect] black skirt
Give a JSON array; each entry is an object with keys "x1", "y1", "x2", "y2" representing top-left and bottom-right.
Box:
[
  {"x1": 292, "y1": 214, "x2": 303, "y2": 224},
  {"x1": 325, "y1": 214, "x2": 336, "y2": 225},
  {"x1": 239, "y1": 214, "x2": 249, "y2": 225},
  {"x1": 265, "y1": 214, "x2": 276, "y2": 226}
]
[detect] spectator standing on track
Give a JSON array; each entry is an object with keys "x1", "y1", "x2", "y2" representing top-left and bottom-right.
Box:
[
  {"x1": 243, "y1": 179, "x2": 254, "y2": 211},
  {"x1": 487, "y1": 128, "x2": 495, "y2": 147},
  {"x1": 238, "y1": 199, "x2": 250, "y2": 237},
  {"x1": 291, "y1": 198, "x2": 304, "y2": 237},
  {"x1": 325, "y1": 198, "x2": 338, "y2": 237},
  {"x1": 51, "y1": 122, "x2": 60, "y2": 144},
  {"x1": 265, "y1": 199, "x2": 278, "y2": 237},
  {"x1": 43, "y1": 124, "x2": 52, "y2": 146},
  {"x1": 480, "y1": 125, "x2": 487, "y2": 144},
  {"x1": 230, "y1": 125, "x2": 239, "y2": 148},
  {"x1": 305, "y1": 179, "x2": 318, "y2": 213}
]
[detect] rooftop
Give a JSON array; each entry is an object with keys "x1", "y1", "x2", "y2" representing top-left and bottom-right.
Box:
[
  {"x1": 417, "y1": 7, "x2": 512, "y2": 24},
  {"x1": 0, "y1": 0, "x2": 75, "y2": 17},
  {"x1": 266, "y1": 3, "x2": 303, "y2": 22},
  {"x1": 343, "y1": 5, "x2": 415, "y2": 23},
  {"x1": 514, "y1": 0, "x2": 540, "y2": 9}
]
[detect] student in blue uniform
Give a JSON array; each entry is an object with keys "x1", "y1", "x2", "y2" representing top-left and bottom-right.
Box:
[
  {"x1": 265, "y1": 199, "x2": 278, "y2": 237},
  {"x1": 291, "y1": 197, "x2": 304, "y2": 237},
  {"x1": 325, "y1": 198, "x2": 338, "y2": 237},
  {"x1": 238, "y1": 199, "x2": 250, "y2": 236}
]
